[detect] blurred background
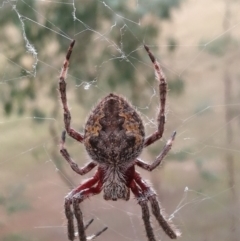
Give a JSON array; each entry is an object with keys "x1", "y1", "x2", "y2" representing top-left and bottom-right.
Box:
[{"x1": 0, "y1": 0, "x2": 240, "y2": 241}]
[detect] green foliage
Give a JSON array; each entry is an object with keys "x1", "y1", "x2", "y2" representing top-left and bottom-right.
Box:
[
  {"x1": 200, "y1": 36, "x2": 239, "y2": 56},
  {"x1": 0, "y1": 0, "x2": 183, "y2": 120},
  {"x1": 139, "y1": 0, "x2": 182, "y2": 19},
  {"x1": 195, "y1": 158, "x2": 218, "y2": 182},
  {"x1": 7, "y1": 201, "x2": 30, "y2": 214},
  {"x1": 3, "y1": 234, "x2": 30, "y2": 241},
  {"x1": 194, "y1": 101, "x2": 212, "y2": 115},
  {"x1": 0, "y1": 183, "x2": 31, "y2": 214},
  {"x1": 0, "y1": 194, "x2": 5, "y2": 205},
  {"x1": 167, "y1": 36, "x2": 178, "y2": 53},
  {"x1": 168, "y1": 77, "x2": 184, "y2": 96},
  {"x1": 4, "y1": 101, "x2": 13, "y2": 116},
  {"x1": 171, "y1": 148, "x2": 190, "y2": 161},
  {"x1": 31, "y1": 108, "x2": 46, "y2": 123},
  {"x1": 1, "y1": 75, "x2": 35, "y2": 116}
]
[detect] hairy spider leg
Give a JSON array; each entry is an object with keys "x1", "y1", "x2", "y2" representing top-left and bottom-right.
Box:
[
  {"x1": 59, "y1": 40, "x2": 84, "y2": 142},
  {"x1": 135, "y1": 131, "x2": 176, "y2": 171},
  {"x1": 72, "y1": 182, "x2": 106, "y2": 241},
  {"x1": 65, "y1": 171, "x2": 107, "y2": 241},
  {"x1": 61, "y1": 130, "x2": 107, "y2": 240},
  {"x1": 144, "y1": 45, "x2": 169, "y2": 147},
  {"x1": 134, "y1": 172, "x2": 180, "y2": 239},
  {"x1": 64, "y1": 175, "x2": 98, "y2": 241},
  {"x1": 60, "y1": 130, "x2": 97, "y2": 175},
  {"x1": 130, "y1": 180, "x2": 157, "y2": 241},
  {"x1": 60, "y1": 41, "x2": 179, "y2": 241}
]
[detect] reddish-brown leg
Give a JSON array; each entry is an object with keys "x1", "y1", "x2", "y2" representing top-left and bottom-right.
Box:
[
  {"x1": 60, "y1": 130, "x2": 97, "y2": 175},
  {"x1": 135, "y1": 131, "x2": 176, "y2": 171},
  {"x1": 144, "y1": 45, "x2": 171, "y2": 147},
  {"x1": 59, "y1": 40, "x2": 84, "y2": 143},
  {"x1": 134, "y1": 172, "x2": 180, "y2": 239},
  {"x1": 130, "y1": 180, "x2": 157, "y2": 241},
  {"x1": 65, "y1": 172, "x2": 107, "y2": 241},
  {"x1": 73, "y1": 182, "x2": 107, "y2": 241}
]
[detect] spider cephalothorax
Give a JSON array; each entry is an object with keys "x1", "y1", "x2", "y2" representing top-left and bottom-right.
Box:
[{"x1": 59, "y1": 40, "x2": 181, "y2": 241}]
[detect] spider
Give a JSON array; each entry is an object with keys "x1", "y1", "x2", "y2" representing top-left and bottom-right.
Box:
[{"x1": 59, "y1": 40, "x2": 181, "y2": 241}]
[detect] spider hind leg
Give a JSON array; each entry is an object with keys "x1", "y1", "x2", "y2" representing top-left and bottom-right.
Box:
[
  {"x1": 134, "y1": 172, "x2": 180, "y2": 239},
  {"x1": 64, "y1": 174, "x2": 107, "y2": 241},
  {"x1": 130, "y1": 180, "x2": 157, "y2": 241}
]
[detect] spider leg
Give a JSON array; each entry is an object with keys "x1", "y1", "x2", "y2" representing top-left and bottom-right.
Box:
[
  {"x1": 60, "y1": 130, "x2": 97, "y2": 175},
  {"x1": 84, "y1": 218, "x2": 94, "y2": 230},
  {"x1": 134, "y1": 172, "x2": 180, "y2": 239},
  {"x1": 149, "y1": 196, "x2": 180, "y2": 239},
  {"x1": 144, "y1": 45, "x2": 171, "y2": 148},
  {"x1": 65, "y1": 172, "x2": 107, "y2": 241},
  {"x1": 135, "y1": 131, "x2": 176, "y2": 171},
  {"x1": 65, "y1": 174, "x2": 99, "y2": 241},
  {"x1": 72, "y1": 182, "x2": 107, "y2": 241},
  {"x1": 130, "y1": 180, "x2": 157, "y2": 241},
  {"x1": 59, "y1": 40, "x2": 84, "y2": 143},
  {"x1": 65, "y1": 197, "x2": 75, "y2": 241}
]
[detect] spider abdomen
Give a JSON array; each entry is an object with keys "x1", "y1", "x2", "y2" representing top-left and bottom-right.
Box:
[{"x1": 84, "y1": 93, "x2": 145, "y2": 165}]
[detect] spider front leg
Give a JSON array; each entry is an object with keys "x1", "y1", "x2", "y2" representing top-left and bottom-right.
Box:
[
  {"x1": 136, "y1": 131, "x2": 176, "y2": 171},
  {"x1": 65, "y1": 174, "x2": 107, "y2": 241},
  {"x1": 144, "y1": 45, "x2": 169, "y2": 147},
  {"x1": 59, "y1": 40, "x2": 84, "y2": 142}
]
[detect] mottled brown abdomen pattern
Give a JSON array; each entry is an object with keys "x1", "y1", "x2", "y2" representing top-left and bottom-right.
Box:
[{"x1": 84, "y1": 93, "x2": 145, "y2": 165}]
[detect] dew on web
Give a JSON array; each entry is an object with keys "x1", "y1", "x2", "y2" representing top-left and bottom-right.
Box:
[
  {"x1": 83, "y1": 82, "x2": 91, "y2": 90},
  {"x1": 1, "y1": 0, "x2": 240, "y2": 241}
]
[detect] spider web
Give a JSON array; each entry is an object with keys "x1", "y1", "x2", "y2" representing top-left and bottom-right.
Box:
[{"x1": 0, "y1": 0, "x2": 240, "y2": 241}]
